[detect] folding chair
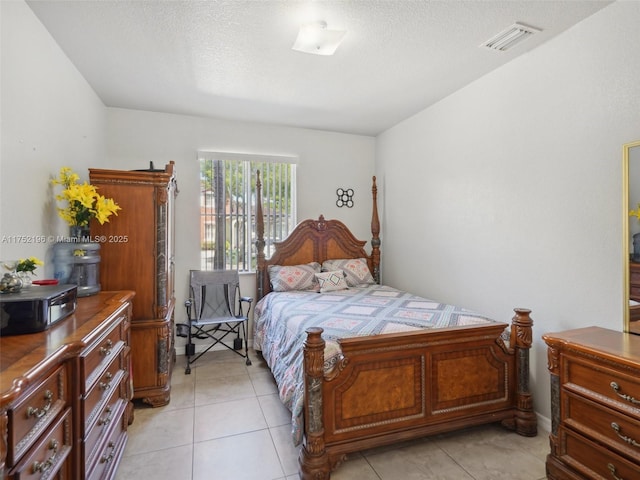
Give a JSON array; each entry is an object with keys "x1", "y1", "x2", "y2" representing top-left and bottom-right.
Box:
[{"x1": 181, "y1": 270, "x2": 252, "y2": 374}]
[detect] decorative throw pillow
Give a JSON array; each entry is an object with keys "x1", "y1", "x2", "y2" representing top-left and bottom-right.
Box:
[
  {"x1": 269, "y1": 262, "x2": 321, "y2": 292},
  {"x1": 322, "y1": 258, "x2": 375, "y2": 287},
  {"x1": 315, "y1": 270, "x2": 349, "y2": 293}
]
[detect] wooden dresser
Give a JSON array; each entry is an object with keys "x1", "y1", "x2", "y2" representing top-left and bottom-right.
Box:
[
  {"x1": 543, "y1": 327, "x2": 640, "y2": 479},
  {"x1": 89, "y1": 163, "x2": 177, "y2": 407},
  {"x1": 0, "y1": 290, "x2": 134, "y2": 480}
]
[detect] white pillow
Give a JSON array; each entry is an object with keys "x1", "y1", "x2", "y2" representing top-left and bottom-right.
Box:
[
  {"x1": 322, "y1": 258, "x2": 375, "y2": 287},
  {"x1": 268, "y1": 262, "x2": 321, "y2": 292},
  {"x1": 315, "y1": 270, "x2": 349, "y2": 293}
]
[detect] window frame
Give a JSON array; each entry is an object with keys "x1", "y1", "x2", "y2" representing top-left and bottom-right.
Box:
[{"x1": 198, "y1": 151, "x2": 298, "y2": 273}]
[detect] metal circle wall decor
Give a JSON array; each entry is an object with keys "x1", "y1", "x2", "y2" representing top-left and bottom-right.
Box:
[{"x1": 336, "y1": 188, "x2": 354, "y2": 208}]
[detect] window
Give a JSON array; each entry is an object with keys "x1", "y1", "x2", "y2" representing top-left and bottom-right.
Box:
[{"x1": 198, "y1": 152, "x2": 297, "y2": 272}]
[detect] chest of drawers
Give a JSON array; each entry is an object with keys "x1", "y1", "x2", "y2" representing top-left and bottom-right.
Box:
[
  {"x1": 543, "y1": 327, "x2": 640, "y2": 479},
  {"x1": 0, "y1": 290, "x2": 134, "y2": 480},
  {"x1": 78, "y1": 295, "x2": 132, "y2": 479}
]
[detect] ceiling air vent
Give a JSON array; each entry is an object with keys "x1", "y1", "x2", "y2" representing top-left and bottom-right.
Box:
[{"x1": 480, "y1": 23, "x2": 541, "y2": 52}]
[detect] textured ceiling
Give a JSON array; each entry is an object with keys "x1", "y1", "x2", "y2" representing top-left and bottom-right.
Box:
[{"x1": 26, "y1": 0, "x2": 611, "y2": 136}]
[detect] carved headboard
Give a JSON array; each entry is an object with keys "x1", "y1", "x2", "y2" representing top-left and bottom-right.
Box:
[{"x1": 255, "y1": 174, "x2": 380, "y2": 300}]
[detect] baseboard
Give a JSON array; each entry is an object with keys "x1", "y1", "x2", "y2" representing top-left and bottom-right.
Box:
[{"x1": 537, "y1": 412, "x2": 551, "y2": 434}]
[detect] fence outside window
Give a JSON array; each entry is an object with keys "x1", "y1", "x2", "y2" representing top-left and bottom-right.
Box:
[{"x1": 199, "y1": 152, "x2": 297, "y2": 272}]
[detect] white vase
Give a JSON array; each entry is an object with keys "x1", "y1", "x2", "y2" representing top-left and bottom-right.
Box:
[{"x1": 18, "y1": 272, "x2": 32, "y2": 288}]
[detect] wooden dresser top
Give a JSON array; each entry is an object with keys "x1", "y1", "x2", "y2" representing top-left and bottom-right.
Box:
[
  {"x1": 0, "y1": 290, "x2": 135, "y2": 405},
  {"x1": 543, "y1": 326, "x2": 640, "y2": 367}
]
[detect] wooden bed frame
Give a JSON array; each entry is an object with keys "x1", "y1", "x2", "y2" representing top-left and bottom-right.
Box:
[{"x1": 255, "y1": 172, "x2": 537, "y2": 479}]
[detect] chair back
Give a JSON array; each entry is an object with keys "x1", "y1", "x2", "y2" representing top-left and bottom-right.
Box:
[{"x1": 189, "y1": 270, "x2": 241, "y2": 320}]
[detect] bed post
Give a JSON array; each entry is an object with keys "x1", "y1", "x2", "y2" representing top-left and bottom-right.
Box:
[
  {"x1": 502, "y1": 308, "x2": 538, "y2": 436},
  {"x1": 255, "y1": 170, "x2": 266, "y2": 300},
  {"x1": 299, "y1": 327, "x2": 330, "y2": 480},
  {"x1": 370, "y1": 176, "x2": 381, "y2": 284}
]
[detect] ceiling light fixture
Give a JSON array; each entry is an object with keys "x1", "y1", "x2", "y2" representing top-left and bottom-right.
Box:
[
  {"x1": 292, "y1": 21, "x2": 346, "y2": 56},
  {"x1": 480, "y1": 22, "x2": 541, "y2": 52}
]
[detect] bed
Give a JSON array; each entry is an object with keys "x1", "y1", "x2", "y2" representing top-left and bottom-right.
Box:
[{"x1": 253, "y1": 173, "x2": 537, "y2": 479}]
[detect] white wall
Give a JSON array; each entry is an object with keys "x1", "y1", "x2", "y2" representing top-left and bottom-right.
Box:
[
  {"x1": 0, "y1": 0, "x2": 106, "y2": 267},
  {"x1": 376, "y1": 0, "x2": 640, "y2": 426},
  {"x1": 105, "y1": 108, "x2": 376, "y2": 350}
]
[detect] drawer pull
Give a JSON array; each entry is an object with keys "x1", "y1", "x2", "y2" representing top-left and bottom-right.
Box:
[
  {"x1": 610, "y1": 382, "x2": 640, "y2": 405},
  {"x1": 100, "y1": 441, "x2": 116, "y2": 464},
  {"x1": 98, "y1": 406, "x2": 113, "y2": 426},
  {"x1": 26, "y1": 390, "x2": 53, "y2": 419},
  {"x1": 32, "y1": 439, "x2": 59, "y2": 474},
  {"x1": 608, "y1": 463, "x2": 625, "y2": 480},
  {"x1": 100, "y1": 339, "x2": 113, "y2": 356},
  {"x1": 611, "y1": 422, "x2": 640, "y2": 448},
  {"x1": 99, "y1": 372, "x2": 113, "y2": 391}
]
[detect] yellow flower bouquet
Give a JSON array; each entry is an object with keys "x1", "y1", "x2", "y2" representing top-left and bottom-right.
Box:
[
  {"x1": 51, "y1": 167, "x2": 121, "y2": 227},
  {"x1": 16, "y1": 257, "x2": 44, "y2": 275}
]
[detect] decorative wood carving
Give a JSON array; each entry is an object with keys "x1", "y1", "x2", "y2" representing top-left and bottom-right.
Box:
[
  {"x1": 296, "y1": 313, "x2": 536, "y2": 479},
  {"x1": 0, "y1": 412, "x2": 6, "y2": 478},
  {"x1": 256, "y1": 175, "x2": 381, "y2": 301},
  {"x1": 299, "y1": 328, "x2": 330, "y2": 480},
  {"x1": 370, "y1": 176, "x2": 381, "y2": 284},
  {"x1": 89, "y1": 163, "x2": 176, "y2": 407},
  {"x1": 502, "y1": 308, "x2": 537, "y2": 437},
  {"x1": 543, "y1": 327, "x2": 640, "y2": 479},
  {"x1": 0, "y1": 292, "x2": 134, "y2": 479}
]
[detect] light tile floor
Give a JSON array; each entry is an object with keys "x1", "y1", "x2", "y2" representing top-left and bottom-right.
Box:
[{"x1": 116, "y1": 349, "x2": 549, "y2": 480}]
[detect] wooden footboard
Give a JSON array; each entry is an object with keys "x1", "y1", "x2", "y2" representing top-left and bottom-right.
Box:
[
  {"x1": 252, "y1": 172, "x2": 536, "y2": 478},
  {"x1": 299, "y1": 308, "x2": 537, "y2": 479}
]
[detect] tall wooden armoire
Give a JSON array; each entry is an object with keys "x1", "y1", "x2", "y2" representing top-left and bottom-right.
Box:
[{"x1": 89, "y1": 162, "x2": 177, "y2": 407}]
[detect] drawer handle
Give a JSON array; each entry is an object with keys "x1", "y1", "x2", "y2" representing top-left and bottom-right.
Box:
[
  {"x1": 100, "y1": 339, "x2": 113, "y2": 356},
  {"x1": 26, "y1": 390, "x2": 53, "y2": 419},
  {"x1": 610, "y1": 382, "x2": 640, "y2": 405},
  {"x1": 611, "y1": 422, "x2": 640, "y2": 448},
  {"x1": 32, "y1": 438, "x2": 59, "y2": 474},
  {"x1": 100, "y1": 441, "x2": 116, "y2": 464},
  {"x1": 608, "y1": 463, "x2": 625, "y2": 480},
  {"x1": 98, "y1": 406, "x2": 113, "y2": 426},
  {"x1": 99, "y1": 372, "x2": 113, "y2": 391}
]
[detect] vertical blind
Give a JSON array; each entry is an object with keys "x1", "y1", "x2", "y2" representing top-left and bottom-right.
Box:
[{"x1": 198, "y1": 152, "x2": 297, "y2": 272}]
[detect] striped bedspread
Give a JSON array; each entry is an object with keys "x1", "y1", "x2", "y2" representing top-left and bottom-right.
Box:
[{"x1": 253, "y1": 284, "x2": 499, "y2": 445}]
